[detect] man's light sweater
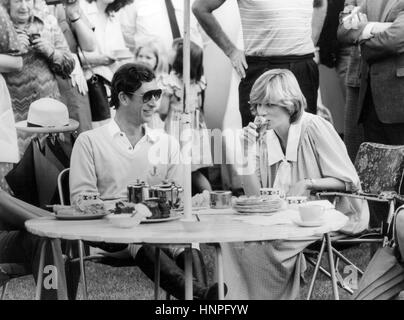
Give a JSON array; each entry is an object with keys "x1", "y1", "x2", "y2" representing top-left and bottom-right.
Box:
[{"x1": 69, "y1": 122, "x2": 183, "y2": 203}]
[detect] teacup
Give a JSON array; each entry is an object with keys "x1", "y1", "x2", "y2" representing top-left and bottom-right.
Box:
[
  {"x1": 260, "y1": 188, "x2": 284, "y2": 198},
  {"x1": 286, "y1": 196, "x2": 307, "y2": 209},
  {"x1": 298, "y1": 205, "x2": 325, "y2": 222}
]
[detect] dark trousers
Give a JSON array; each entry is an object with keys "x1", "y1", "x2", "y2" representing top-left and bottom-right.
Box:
[
  {"x1": 0, "y1": 191, "x2": 79, "y2": 299},
  {"x1": 89, "y1": 242, "x2": 209, "y2": 300},
  {"x1": 238, "y1": 54, "x2": 319, "y2": 127},
  {"x1": 361, "y1": 90, "x2": 404, "y2": 145},
  {"x1": 0, "y1": 230, "x2": 80, "y2": 300}
]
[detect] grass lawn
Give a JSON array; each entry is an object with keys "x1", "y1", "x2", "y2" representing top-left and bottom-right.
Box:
[{"x1": 4, "y1": 242, "x2": 393, "y2": 300}]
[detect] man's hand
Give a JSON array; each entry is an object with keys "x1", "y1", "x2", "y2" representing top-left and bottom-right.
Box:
[
  {"x1": 228, "y1": 48, "x2": 248, "y2": 78},
  {"x1": 342, "y1": 6, "x2": 368, "y2": 30}
]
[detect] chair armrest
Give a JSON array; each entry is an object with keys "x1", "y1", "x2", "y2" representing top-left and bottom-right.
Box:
[
  {"x1": 394, "y1": 194, "x2": 404, "y2": 203},
  {"x1": 315, "y1": 191, "x2": 396, "y2": 203}
]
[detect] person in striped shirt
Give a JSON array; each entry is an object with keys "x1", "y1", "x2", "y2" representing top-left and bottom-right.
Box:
[{"x1": 193, "y1": 0, "x2": 327, "y2": 127}]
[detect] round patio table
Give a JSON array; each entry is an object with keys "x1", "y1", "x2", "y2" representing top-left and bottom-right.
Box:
[{"x1": 25, "y1": 207, "x2": 348, "y2": 300}]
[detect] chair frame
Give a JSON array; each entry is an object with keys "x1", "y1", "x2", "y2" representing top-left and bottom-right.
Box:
[
  {"x1": 56, "y1": 168, "x2": 168, "y2": 300},
  {"x1": 305, "y1": 191, "x2": 403, "y2": 300},
  {"x1": 305, "y1": 142, "x2": 404, "y2": 299}
]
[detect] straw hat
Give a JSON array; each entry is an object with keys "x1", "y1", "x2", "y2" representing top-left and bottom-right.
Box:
[{"x1": 15, "y1": 98, "x2": 79, "y2": 133}]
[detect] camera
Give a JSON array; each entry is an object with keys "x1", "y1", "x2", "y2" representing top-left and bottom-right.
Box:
[
  {"x1": 29, "y1": 33, "x2": 40, "y2": 45},
  {"x1": 45, "y1": 0, "x2": 77, "y2": 5}
]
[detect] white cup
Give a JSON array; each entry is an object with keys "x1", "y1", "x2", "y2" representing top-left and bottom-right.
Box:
[
  {"x1": 286, "y1": 196, "x2": 307, "y2": 209},
  {"x1": 298, "y1": 205, "x2": 325, "y2": 222},
  {"x1": 260, "y1": 188, "x2": 284, "y2": 198}
]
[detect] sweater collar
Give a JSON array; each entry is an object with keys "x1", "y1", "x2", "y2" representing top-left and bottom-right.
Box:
[{"x1": 107, "y1": 119, "x2": 158, "y2": 143}]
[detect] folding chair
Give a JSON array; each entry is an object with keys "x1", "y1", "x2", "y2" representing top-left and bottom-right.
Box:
[
  {"x1": 57, "y1": 168, "x2": 170, "y2": 300},
  {"x1": 305, "y1": 142, "x2": 404, "y2": 300},
  {"x1": 0, "y1": 263, "x2": 30, "y2": 300}
]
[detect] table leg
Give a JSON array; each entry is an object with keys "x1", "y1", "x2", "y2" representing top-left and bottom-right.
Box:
[
  {"x1": 326, "y1": 233, "x2": 340, "y2": 300},
  {"x1": 215, "y1": 244, "x2": 225, "y2": 300},
  {"x1": 184, "y1": 247, "x2": 193, "y2": 300},
  {"x1": 1, "y1": 281, "x2": 8, "y2": 300},
  {"x1": 154, "y1": 247, "x2": 160, "y2": 300},
  {"x1": 78, "y1": 240, "x2": 88, "y2": 299},
  {"x1": 35, "y1": 239, "x2": 47, "y2": 300}
]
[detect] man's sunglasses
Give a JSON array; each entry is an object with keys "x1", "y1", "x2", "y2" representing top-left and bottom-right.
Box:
[{"x1": 129, "y1": 89, "x2": 162, "y2": 103}]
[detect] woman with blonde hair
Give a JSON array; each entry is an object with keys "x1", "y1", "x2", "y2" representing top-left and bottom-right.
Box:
[{"x1": 223, "y1": 69, "x2": 369, "y2": 299}]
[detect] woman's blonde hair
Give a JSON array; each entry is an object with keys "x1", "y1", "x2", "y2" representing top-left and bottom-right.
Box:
[
  {"x1": 249, "y1": 69, "x2": 306, "y2": 123},
  {"x1": 135, "y1": 39, "x2": 169, "y2": 76}
]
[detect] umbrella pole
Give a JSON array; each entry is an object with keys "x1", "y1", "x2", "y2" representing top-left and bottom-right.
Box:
[
  {"x1": 182, "y1": 0, "x2": 193, "y2": 301},
  {"x1": 182, "y1": 0, "x2": 192, "y2": 222}
]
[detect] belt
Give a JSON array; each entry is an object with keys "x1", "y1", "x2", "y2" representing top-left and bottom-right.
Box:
[{"x1": 246, "y1": 53, "x2": 314, "y2": 64}]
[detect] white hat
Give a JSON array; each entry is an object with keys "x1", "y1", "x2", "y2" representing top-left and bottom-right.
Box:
[{"x1": 15, "y1": 98, "x2": 79, "y2": 133}]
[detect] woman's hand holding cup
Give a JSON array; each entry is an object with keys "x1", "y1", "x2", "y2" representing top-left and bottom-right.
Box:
[{"x1": 241, "y1": 122, "x2": 258, "y2": 153}]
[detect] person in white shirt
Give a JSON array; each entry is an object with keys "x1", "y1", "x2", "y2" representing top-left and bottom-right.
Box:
[
  {"x1": 118, "y1": 0, "x2": 204, "y2": 55},
  {"x1": 69, "y1": 63, "x2": 223, "y2": 300}
]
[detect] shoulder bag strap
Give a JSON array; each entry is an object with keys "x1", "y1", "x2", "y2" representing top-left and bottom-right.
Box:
[{"x1": 165, "y1": 0, "x2": 181, "y2": 40}]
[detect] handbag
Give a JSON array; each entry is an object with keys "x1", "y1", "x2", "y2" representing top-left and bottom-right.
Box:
[
  {"x1": 352, "y1": 206, "x2": 404, "y2": 300},
  {"x1": 87, "y1": 73, "x2": 111, "y2": 121},
  {"x1": 78, "y1": 47, "x2": 111, "y2": 122}
]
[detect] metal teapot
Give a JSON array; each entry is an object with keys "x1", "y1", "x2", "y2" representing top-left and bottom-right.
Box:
[{"x1": 150, "y1": 182, "x2": 183, "y2": 209}]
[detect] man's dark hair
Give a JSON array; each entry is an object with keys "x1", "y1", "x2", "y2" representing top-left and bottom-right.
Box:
[{"x1": 110, "y1": 63, "x2": 155, "y2": 109}]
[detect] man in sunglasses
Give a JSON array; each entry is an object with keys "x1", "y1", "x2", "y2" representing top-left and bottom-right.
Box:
[
  {"x1": 69, "y1": 63, "x2": 220, "y2": 300},
  {"x1": 70, "y1": 63, "x2": 177, "y2": 201}
]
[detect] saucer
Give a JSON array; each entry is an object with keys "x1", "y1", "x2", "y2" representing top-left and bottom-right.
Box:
[{"x1": 292, "y1": 217, "x2": 325, "y2": 227}]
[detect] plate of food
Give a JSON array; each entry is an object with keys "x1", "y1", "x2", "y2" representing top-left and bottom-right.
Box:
[
  {"x1": 111, "y1": 49, "x2": 133, "y2": 61},
  {"x1": 232, "y1": 195, "x2": 284, "y2": 215},
  {"x1": 52, "y1": 205, "x2": 110, "y2": 220},
  {"x1": 142, "y1": 210, "x2": 183, "y2": 223},
  {"x1": 109, "y1": 200, "x2": 183, "y2": 223},
  {"x1": 52, "y1": 192, "x2": 112, "y2": 220}
]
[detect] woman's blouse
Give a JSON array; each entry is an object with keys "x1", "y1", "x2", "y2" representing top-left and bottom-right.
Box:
[
  {"x1": 0, "y1": 5, "x2": 21, "y2": 56},
  {"x1": 4, "y1": 11, "x2": 75, "y2": 123},
  {"x1": 256, "y1": 112, "x2": 369, "y2": 234},
  {"x1": 80, "y1": 1, "x2": 129, "y2": 81},
  {"x1": 0, "y1": 7, "x2": 20, "y2": 164},
  {"x1": 159, "y1": 71, "x2": 206, "y2": 114}
]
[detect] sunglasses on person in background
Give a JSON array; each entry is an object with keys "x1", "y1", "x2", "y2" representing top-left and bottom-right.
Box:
[{"x1": 129, "y1": 89, "x2": 162, "y2": 103}]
